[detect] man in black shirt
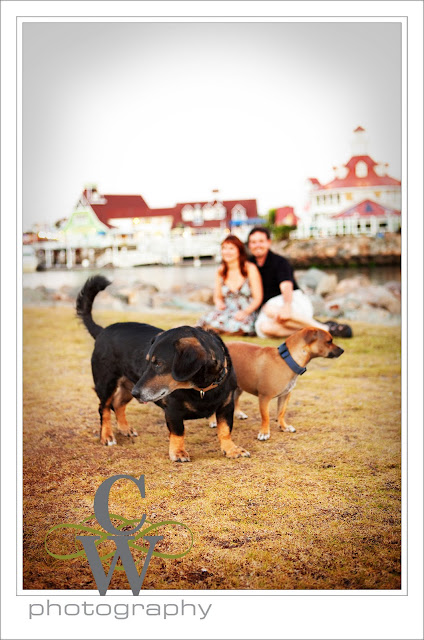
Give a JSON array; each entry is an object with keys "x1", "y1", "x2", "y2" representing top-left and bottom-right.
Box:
[{"x1": 248, "y1": 227, "x2": 346, "y2": 338}]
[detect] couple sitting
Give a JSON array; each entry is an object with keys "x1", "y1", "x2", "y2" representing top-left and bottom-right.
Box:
[{"x1": 197, "y1": 227, "x2": 352, "y2": 339}]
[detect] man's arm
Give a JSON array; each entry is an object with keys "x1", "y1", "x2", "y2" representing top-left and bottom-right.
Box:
[{"x1": 277, "y1": 280, "x2": 293, "y2": 321}]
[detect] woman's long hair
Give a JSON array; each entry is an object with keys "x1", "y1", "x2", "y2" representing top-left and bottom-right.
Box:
[{"x1": 220, "y1": 234, "x2": 248, "y2": 280}]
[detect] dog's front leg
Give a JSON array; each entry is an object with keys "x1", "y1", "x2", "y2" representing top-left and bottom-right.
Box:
[
  {"x1": 166, "y1": 415, "x2": 190, "y2": 462},
  {"x1": 216, "y1": 402, "x2": 250, "y2": 459},
  {"x1": 277, "y1": 393, "x2": 296, "y2": 433}
]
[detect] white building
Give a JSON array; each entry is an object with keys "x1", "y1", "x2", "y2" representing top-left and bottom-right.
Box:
[{"x1": 294, "y1": 127, "x2": 401, "y2": 238}]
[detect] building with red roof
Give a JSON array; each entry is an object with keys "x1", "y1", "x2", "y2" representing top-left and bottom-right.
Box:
[
  {"x1": 49, "y1": 187, "x2": 261, "y2": 267},
  {"x1": 306, "y1": 127, "x2": 401, "y2": 220},
  {"x1": 295, "y1": 127, "x2": 401, "y2": 237},
  {"x1": 74, "y1": 185, "x2": 259, "y2": 234},
  {"x1": 275, "y1": 206, "x2": 300, "y2": 226}
]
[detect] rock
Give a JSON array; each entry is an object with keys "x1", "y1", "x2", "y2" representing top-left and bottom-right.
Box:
[
  {"x1": 23, "y1": 287, "x2": 48, "y2": 304},
  {"x1": 94, "y1": 290, "x2": 125, "y2": 310},
  {"x1": 334, "y1": 275, "x2": 372, "y2": 295},
  {"x1": 316, "y1": 274, "x2": 338, "y2": 297},
  {"x1": 325, "y1": 295, "x2": 362, "y2": 313},
  {"x1": 324, "y1": 284, "x2": 401, "y2": 316},
  {"x1": 163, "y1": 297, "x2": 211, "y2": 312},
  {"x1": 385, "y1": 281, "x2": 401, "y2": 300},
  {"x1": 360, "y1": 285, "x2": 401, "y2": 314},
  {"x1": 297, "y1": 268, "x2": 326, "y2": 291},
  {"x1": 324, "y1": 246, "x2": 338, "y2": 258},
  {"x1": 187, "y1": 288, "x2": 214, "y2": 305},
  {"x1": 170, "y1": 284, "x2": 184, "y2": 294},
  {"x1": 308, "y1": 293, "x2": 327, "y2": 316},
  {"x1": 59, "y1": 284, "x2": 82, "y2": 299},
  {"x1": 344, "y1": 305, "x2": 400, "y2": 325},
  {"x1": 52, "y1": 292, "x2": 73, "y2": 302}
]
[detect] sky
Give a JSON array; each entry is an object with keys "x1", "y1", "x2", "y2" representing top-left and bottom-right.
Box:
[{"x1": 22, "y1": 20, "x2": 402, "y2": 229}]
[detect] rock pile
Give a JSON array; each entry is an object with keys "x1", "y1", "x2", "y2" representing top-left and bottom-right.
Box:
[
  {"x1": 23, "y1": 267, "x2": 401, "y2": 325},
  {"x1": 277, "y1": 233, "x2": 401, "y2": 268},
  {"x1": 295, "y1": 268, "x2": 401, "y2": 325}
]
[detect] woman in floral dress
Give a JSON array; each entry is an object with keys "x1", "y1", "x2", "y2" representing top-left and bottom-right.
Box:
[{"x1": 197, "y1": 235, "x2": 263, "y2": 335}]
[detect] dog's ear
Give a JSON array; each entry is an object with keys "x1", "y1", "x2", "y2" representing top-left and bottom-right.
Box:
[
  {"x1": 304, "y1": 328, "x2": 319, "y2": 344},
  {"x1": 172, "y1": 337, "x2": 207, "y2": 381}
]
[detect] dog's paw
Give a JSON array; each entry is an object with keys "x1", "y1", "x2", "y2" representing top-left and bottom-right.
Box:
[
  {"x1": 101, "y1": 437, "x2": 117, "y2": 446},
  {"x1": 235, "y1": 410, "x2": 248, "y2": 420},
  {"x1": 223, "y1": 446, "x2": 251, "y2": 459},
  {"x1": 118, "y1": 426, "x2": 138, "y2": 437},
  {"x1": 280, "y1": 425, "x2": 296, "y2": 433},
  {"x1": 257, "y1": 432, "x2": 270, "y2": 441},
  {"x1": 170, "y1": 450, "x2": 191, "y2": 463},
  {"x1": 209, "y1": 420, "x2": 217, "y2": 428}
]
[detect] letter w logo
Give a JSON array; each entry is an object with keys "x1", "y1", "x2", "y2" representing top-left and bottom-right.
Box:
[{"x1": 76, "y1": 534, "x2": 163, "y2": 596}]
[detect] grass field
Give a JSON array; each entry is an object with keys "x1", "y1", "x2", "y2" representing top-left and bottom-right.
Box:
[{"x1": 23, "y1": 306, "x2": 401, "y2": 590}]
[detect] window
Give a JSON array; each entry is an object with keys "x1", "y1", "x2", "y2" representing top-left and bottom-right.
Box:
[
  {"x1": 192, "y1": 204, "x2": 204, "y2": 226},
  {"x1": 203, "y1": 202, "x2": 227, "y2": 221},
  {"x1": 231, "y1": 205, "x2": 247, "y2": 221},
  {"x1": 181, "y1": 205, "x2": 194, "y2": 222},
  {"x1": 355, "y1": 161, "x2": 368, "y2": 178}
]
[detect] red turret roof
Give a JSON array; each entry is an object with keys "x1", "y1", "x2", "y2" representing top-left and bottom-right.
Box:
[
  {"x1": 307, "y1": 178, "x2": 322, "y2": 186},
  {"x1": 318, "y1": 155, "x2": 401, "y2": 190}
]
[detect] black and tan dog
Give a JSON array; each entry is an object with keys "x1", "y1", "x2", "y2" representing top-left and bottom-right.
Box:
[
  {"x1": 211, "y1": 328, "x2": 344, "y2": 440},
  {"x1": 76, "y1": 275, "x2": 250, "y2": 462}
]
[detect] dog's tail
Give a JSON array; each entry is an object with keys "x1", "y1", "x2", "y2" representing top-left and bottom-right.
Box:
[{"x1": 76, "y1": 275, "x2": 111, "y2": 339}]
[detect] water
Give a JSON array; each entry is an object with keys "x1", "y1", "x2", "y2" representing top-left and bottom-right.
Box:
[{"x1": 22, "y1": 262, "x2": 400, "y2": 291}]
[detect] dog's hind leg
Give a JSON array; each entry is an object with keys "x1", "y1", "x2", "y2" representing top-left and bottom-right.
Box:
[
  {"x1": 257, "y1": 394, "x2": 273, "y2": 441},
  {"x1": 113, "y1": 377, "x2": 137, "y2": 437},
  {"x1": 209, "y1": 387, "x2": 247, "y2": 428},
  {"x1": 234, "y1": 387, "x2": 248, "y2": 420},
  {"x1": 98, "y1": 394, "x2": 117, "y2": 446},
  {"x1": 94, "y1": 370, "x2": 119, "y2": 445},
  {"x1": 277, "y1": 393, "x2": 296, "y2": 433}
]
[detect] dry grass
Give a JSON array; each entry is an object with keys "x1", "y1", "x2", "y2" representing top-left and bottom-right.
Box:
[{"x1": 23, "y1": 306, "x2": 401, "y2": 590}]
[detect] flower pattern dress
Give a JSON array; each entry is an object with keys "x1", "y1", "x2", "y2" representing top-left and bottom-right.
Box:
[{"x1": 197, "y1": 279, "x2": 258, "y2": 335}]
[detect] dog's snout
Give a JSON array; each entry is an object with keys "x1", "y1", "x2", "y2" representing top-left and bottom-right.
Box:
[
  {"x1": 131, "y1": 386, "x2": 140, "y2": 399},
  {"x1": 328, "y1": 346, "x2": 344, "y2": 358}
]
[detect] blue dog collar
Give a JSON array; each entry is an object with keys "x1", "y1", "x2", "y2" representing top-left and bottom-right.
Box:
[{"x1": 278, "y1": 343, "x2": 307, "y2": 375}]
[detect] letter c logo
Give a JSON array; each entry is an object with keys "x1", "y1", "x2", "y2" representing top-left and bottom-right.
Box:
[{"x1": 93, "y1": 474, "x2": 146, "y2": 536}]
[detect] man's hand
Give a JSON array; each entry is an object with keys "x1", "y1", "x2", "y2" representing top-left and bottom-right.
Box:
[
  {"x1": 277, "y1": 303, "x2": 292, "y2": 322},
  {"x1": 215, "y1": 300, "x2": 226, "y2": 311}
]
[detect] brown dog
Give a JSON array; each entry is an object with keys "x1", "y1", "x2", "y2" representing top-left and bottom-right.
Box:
[{"x1": 210, "y1": 328, "x2": 344, "y2": 440}]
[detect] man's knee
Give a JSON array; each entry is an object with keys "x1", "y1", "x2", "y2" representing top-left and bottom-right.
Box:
[{"x1": 258, "y1": 319, "x2": 289, "y2": 338}]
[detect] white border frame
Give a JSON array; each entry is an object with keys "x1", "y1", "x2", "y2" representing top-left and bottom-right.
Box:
[{"x1": 2, "y1": 3, "x2": 423, "y2": 639}]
